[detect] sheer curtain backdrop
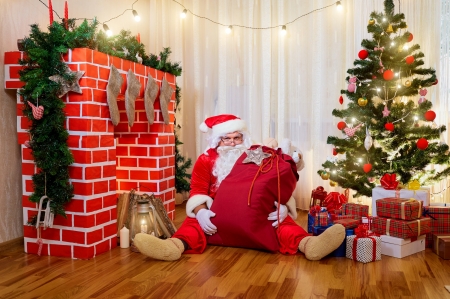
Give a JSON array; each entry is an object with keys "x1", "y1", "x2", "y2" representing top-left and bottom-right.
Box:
[{"x1": 146, "y1": 0, "x2": 446, "y2": 211}]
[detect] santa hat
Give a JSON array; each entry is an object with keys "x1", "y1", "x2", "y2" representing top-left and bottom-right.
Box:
[{"x1": 199, "y1": 114, "x2": 247, "y2": 137}]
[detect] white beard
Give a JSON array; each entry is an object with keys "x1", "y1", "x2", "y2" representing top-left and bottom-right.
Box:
[{"x1": 212, "y1": 144, "x2": 247, "y2": 189}]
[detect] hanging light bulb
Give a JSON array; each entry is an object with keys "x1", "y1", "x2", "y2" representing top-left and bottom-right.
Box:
[
  {"x1": 376, "y1": 87, "x2": 381, "y2": 92},
  {"x1": 132, "y1": 10, "x2": 141, "y2": 22},
  {"x1": 391, "y1": 42, "x2": 395, "y2": 46},
  {"x1": 180, "y1": 9, "x2": 187, "y2": 18},
  {"x1": 352, "y1": 117, "x2": 356, "y2": 123},
  {"x1": 395, "y1": 72, "x2": 399, "y2": 77},
  {"x1": 397, "y1": 84, "x2": 401, "y2": 89},
  {"x1": 103, "y1": 23, "x2": 112, "y2": 37},
  {"x1": 336, "y1": 1, "x2": 342, "y2": 10},
  {"x1": 382, "y1": 17, "x2": 387, "y2": 22},
  {"x1": 281, "y1": 25, "x2": 287, "y2": 35},
  {"x1": 226, "y1": 25, "x2": 232, "y2": 34},
  {"x1": 403, "y1": 44, "x2": 409, "y2": 50}
]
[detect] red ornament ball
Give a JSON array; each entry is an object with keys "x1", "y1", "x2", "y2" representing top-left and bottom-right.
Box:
[
  {"x1": 424, "y1": 110, "x2": 436, "y2": 121},
  {"x1": 383, "y1": 70, "x2": 394, "y2": 81},
  {"x1": 433, "y1": 79, "x2": 439, "y2": 85},
  {"x1": 408, "y1": 33, "x2": 414, "y2": 42},
  {"x1": 405, "y1": 56, "x2": 415, "y2": 64},
  {"x1": 339, "y1": 95, "x2": 344, "y2": 105},
  {"x1": 417, "y1": 138, "x2": 428, "y2": 150},
  {"x1": 372, "y1": 75, "x2": 377, "y2": 80},
  {"x1": 333, "y1": 148, "x2": 338, "y2": 156},
  {"x1": 363, "y1": 163, "x2": 372, "y2": 173},
  {"x1": 358, "y1": 49, "x2": 369, "y2": 60},
  {"x1": 385, "y1": 122, "x2": 394, "y2": 131},
  {"x1": 337, "y1": 121, "x2": 347, "y2": 130}
]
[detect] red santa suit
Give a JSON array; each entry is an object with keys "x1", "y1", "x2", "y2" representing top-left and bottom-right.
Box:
[{"x1": 171, "y1": 147, "x2": 309, "y2": 255}]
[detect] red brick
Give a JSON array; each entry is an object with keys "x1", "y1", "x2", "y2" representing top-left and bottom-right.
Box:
[
  {"x1": 92, "y1": 119, "x2": 107, "y2": 132},
  {"x1": 157, "y1": 135, "x2": 169, "y2": 145},
  {"x1": 68, "y1": 88, "x2": 92, "y2": 102},
  {"x1": 156, "y1": 70, "x2": 164, "y2": 81},
  {"x1": 71, "y1": 150, "x2": 92, "y2": 164},
  {"x1": 137, "y1": 111, "x2": 147, "y2": 122},
  {"x1": 72, "y1": 48, "x2": 93, "y2": 63},
  {"x1": 100, "y1": 135, "x2": 114, "y2": 147},
  {"x1": 23, "y1": 225, "x2": 37, "y2": 238},
  {"x1": 63, "y1": 229, "x2": 86, "y2": 244},
  {"x1": 25, "y1": 179, "x2": 34, "y2": 192},
  {"x1": 130, "y1": 123, "x2": 150, "y2": 133},
  {"x1": 137, "y1": 182, "x2": 157, "y2": 192},
  {"x1": 4, "y1": 51, "x2": 22, "y2": 64},
  {"x1": 150, "y1": 170, "x2": 161, "y2": 180},
  {"x1": 74, "y1": 214, "x2": 95, "y2": 228},
  {"x1": 79, "y1": 63, "x2": 98, "y2": 78},
  {"x1": 115, "y1": 123, "x2": 129, "y2": 133},
  {"x1": 149, "y1": 147, "x2": 162, "y2": 156},
  {"x1": 41, "y1": 227, "x2": 61, "y2": 241},
  {"x1": 116, "y1": 146, "x2": 128, "y2": 156},
  {"x1": 26, "y1": 241, "x2": 49, "y2": 256},
  {"x1": 163, "y1": 167, "x2": 174, "y2": 177},
  {"x1": 69, "y1": 165, "x2": 83, "y2": 180},
  {"x1": 98, "y1": 80, "x2": 108, "y2": 90},
  {"x1": 168, "y1": 156, "x2": 175, "y2": 167},
  {"x1": 109, "y1": 179, "x2": 116, "y2": 191},
  {"x1": 104, "y1": 194, "x2": 117, "y2": 208},
  {"x1": 118, "y1": 137, "x2": 137, "y2": 145},
  {"x1": 17, "y1": 103, "x2": 25, "y2": 116},
  {"x1": 79, "y1": 77, "x2": 97, "y2": 88},
  {"x1": 53, "y1": 214, "x2": 72, "y2": 227},
  {"x1": 22, "y1": 195, "x2": 37, "y2": 208},
  {"x1": 93, "y1": 51, "x2": 108, "y2": 65},
  {"x1": 119, "y1": 157, "x2": 137, "y2": 167},
  {"x1": 107, "y1": 121, "x2": 114, "y2": 133},
  {"x1": 165, "y1": 73, "x2": 176, "y2": 84},
  {"x1": 159, "y1": 157, "x2": 169, "y2": 168},
  {"x1": 164, "y1": 146, "x2": 174, "y2": 156},
  {"x1": 5, "y1": 81, "x2": 25, "y2": 89},
  {"x1": 135, "y1": 63, "x2": 145, "y2": 76},
  {"x1": 99, "y1": 105, "x2": 110, "y2": 118},
  {"x1": 119, "y1": 181, "x2": 140, "y2": 191},
  {"x1": 94, "y1": 181, "x2": 109, "y2": 194},
  {"x1": 168, "y1": 135, "x2": 175, "y2": 144},
  {"x1": 20, "y1": 116, "x2": 32, "y2": 130},
  {"x1": 104, "y1": 223, "x2": 117, "y2": 238},
  {"x1": 50, "y1": 244, "x2": 72, "y2": 258},
  {"x1": 93, "y1": 89, "x2": 107, "y2": 103},
  {"x1": 148, "y1": 68, "x2": 157, "y2": 78},
  {"x1": 99, "y1": 66, "x2": 110, "y2": 80},
  {"x1": 96, "y1": 210, "x2": 110, "y2": 225},
  {"x1": 130, "y1": 170, "x2": 148, "y2": 180},
  {"x1": 65, "y1": 199, "x2": 85, "y2": 213},
  {"x1": 72, "y1": 181, "x2": 93, "y2": 196},
  {"x1": 116, "y1": 169, "x2": 129, "y2": 180},
  {"x1": 120, "y1": 74, "x2": 127, "y2": 93},
  {"x1": 82, "y1": 103, "x2": 101, "y2": 117},
  {"x1": 158, "y1": 180, "x2": 168, "y2": 192},
  {"x1": 81, "y1": 135, "x2": 100, "y2": 148},
  {"x1": 139, "y1": 158, "x2": 157, "y2": 168},
  {"x1": 87, "y1": 229, "x2": 103, "y2": 244},
  {"x1": 73, "y1": 245, "x2": 94, "y2": 259},
  {"x1": 67, "y1": 135, "x2": 81, "y2": 148},
  {"x1": 22, "y1": 162, "x2": 35, "y2": 175},
  {"x1": 86, "y1": 197, "x2": 103, "y2": 212},
  {"x1": 17, "y1": 131, "x2": 28, "y2": 145},
  {"x1": 168, "y1": 178, "x2": 175, "y2": 188},
  {"x1": 93, "y1": 150, "x2": 108, "y2": 163},
  {"x1": 69, "y1": 118, "x2": 92, "y2": 132},
  {"x1": 122, "y1": 59, "x2": 131, "y2": 71},
  {"x1": 130, "y1": 146, "x2": 148, "y2": 156},
  {"x1": 85, "y1": 166, "x2": 102, "y2": 180},
  {"x1": 108, "y1": 149, "x2": 116, "y2": 161},
  {"x1": 103, "y1": 165, "x2": 116, "y2": 177},
  {"x1": 95, "y1": 239, "x2": 111, "y2": 256},
  {"x1": 135, "y1": 100, "x2": 145, "y2": 110}
]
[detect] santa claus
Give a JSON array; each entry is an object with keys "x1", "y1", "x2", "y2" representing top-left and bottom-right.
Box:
[{"x1": 134, "y1": 114, "x2": 345, "y2": 261}]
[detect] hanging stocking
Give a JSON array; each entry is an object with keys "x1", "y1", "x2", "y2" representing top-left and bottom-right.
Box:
[
  {"x1": 125, "y1": 69, "x2": 141, "y2": 127},
  {"x1": 144, "y1": 74, "x2": 159, "y2": 124},
  {"x1": 27, "y1": 100, "x2": 44, "y2": 120},
  {"x1": 159, "y1": 78, "x2": 174, "y2": 125},
  {"x1": 35, "y1": 194, "x2": 54, "y2": 256},
  {"x1": 106, "y1": 65, "x2": 123, "y2": 126}
]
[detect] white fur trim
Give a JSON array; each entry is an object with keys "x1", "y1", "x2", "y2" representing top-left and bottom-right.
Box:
[
  {"x1": 286, "y1": 196, "x2": 298, "y2": 220},
  {"x1": 199, "y1": 121, "x2": 208, "y2": 133},
  {"x1": 212, "y1": 119, "x2": 246, "y2": 137},
  {"x1": 186, "y1": 194, "x2": 214, "y2": 218}
]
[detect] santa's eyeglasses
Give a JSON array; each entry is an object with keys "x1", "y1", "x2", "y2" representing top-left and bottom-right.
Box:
[{"x1": 221, "y1": 134, "x2": 243, "y2": 145}]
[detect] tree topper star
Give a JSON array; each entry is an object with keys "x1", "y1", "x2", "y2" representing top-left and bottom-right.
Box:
[
  {"x1": 382, "y1": 105, "x2": 391, "y2": 117},
  {"x1": 243, "y1": 146, "x2": 271, "y2": 166},
  {"x1": 49, "y1": 65, "x2": 84, "y2": 98}
]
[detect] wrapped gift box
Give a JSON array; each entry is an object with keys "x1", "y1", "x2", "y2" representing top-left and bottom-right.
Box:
[
  {"x1": 331, "y1": 212, "x2": 354, "y2": 222},
  {"x1": 313, "y1": 227, "x2": 354, "y2": 257},
  {"x1": 340, "y1": 203, "x2": 369, "y2": 221},
  {"x1": 432, "y1": 233, "x2": 450, "y2": 254},
  {"x1": 314, "y1": 211, "x2": 332, "y2": 227},
  {"x1": 334, "y1": 218, "x2": 359, "y2": 229},
  {"x1": 372, "y1": 186, "x2": 430, "y2": 216},
  {"x1": 438, "y1": 237, "x2": 450, "y2": 259},
  {"x1": 372, "y1": 216, "x2": 431, "y2": 239},
  {"x1": 423, "y1": 206, "x2": 450, "y2": 247},
  {"x1": 346, "y1": 235, "x2": 382, "y2": 263},
  {"x1": 380, "y1": 235, "x2": 425, "y2": 258},
  {"x1": 376, "y1": 198, "x2": 423, "y2": 220}
]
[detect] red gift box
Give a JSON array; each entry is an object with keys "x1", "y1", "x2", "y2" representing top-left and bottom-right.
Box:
[
  {"x1": 372, "y1": 216, "x2": 431, "y2": 239},
  {"x1": 376, "y1": 198, "x2": 423, "y2": 220},
  {"x1": 310, "y1": 186, "x2": 327, "y2": 207},
  {"x1": 341, "y1": 203, "x2": 369, "y2": 221},
  {"x1": 334, "y1": 218, "x2": 359, "y2": 229},
  {"x1": 423, "y1": 206, "x2": 450, "y2": 247},
  {"x1": 331, "y1": 211, "x2": 354, "y2": 221},
  {"x1": 314, "y1": 211, "x2": 331, "y2": 227},
  {"x1": 323, "y1": 192, "x2": 347, "y2": 211}
]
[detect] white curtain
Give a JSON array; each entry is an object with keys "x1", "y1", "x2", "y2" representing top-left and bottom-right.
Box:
[{"x1": 147, "y1": 0, "x2": 445, "y2": 211}]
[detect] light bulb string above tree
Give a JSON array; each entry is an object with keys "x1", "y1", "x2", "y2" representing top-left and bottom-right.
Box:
[{"x1": 321, "y1": 0, "x2": 448, "y2": 198}]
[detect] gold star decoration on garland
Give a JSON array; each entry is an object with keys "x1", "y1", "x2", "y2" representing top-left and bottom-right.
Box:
[
  {"x1": 49, "y1": 65, "x2": 84, "y2": 98},
  {"x1": 243, "y1": 146, "x2": 271, "y2": 166}
]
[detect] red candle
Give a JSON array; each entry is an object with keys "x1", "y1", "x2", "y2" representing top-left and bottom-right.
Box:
[
  {"x1": 64, "y1": 1, "x2": 68, "y2": 29},
  {"x1": 137, "y1": 33, "x2": 141, "y2": 43},
  {"x1": 48, "y1": 0, "x2": 54, "y2": 25}
]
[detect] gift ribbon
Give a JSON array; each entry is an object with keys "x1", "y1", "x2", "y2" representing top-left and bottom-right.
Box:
[
  {"x1": 386, "y1": 218, "x2": 424, "y2": 237},
  {"x1": 422, "y1": 208, "x2": 450, "y2": 220},
  {"x1": 400, "y1": 198, "x2": 422, "y2": 220},
  {"x1": 352, "y1": 236, "x2": 377, "y2": 262},
  {"x1": 380, "y1": 173, "x2": 399, "y2": 190}
]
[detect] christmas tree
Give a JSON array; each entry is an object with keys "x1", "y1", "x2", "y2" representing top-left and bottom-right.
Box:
[{"x1": 318, "y1": 0, "x2": 450, "y2": 197}]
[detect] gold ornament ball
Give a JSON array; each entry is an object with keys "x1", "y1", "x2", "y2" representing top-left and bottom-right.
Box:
[
  {"x1": 358, "y1": 97, "x2": 368, "y2": 106},
  {"x1": 329, "y1": 180, "x2": 338, "y2": 187},
  {"x1": 321, "y1": 172, "x2": 330, "y2": 180},
  {"x1": 404, "y1": 80, "x2": 411, "y2": 87},
  {"x1": 368, "y1": 18, "x2": 375, "y2": 25}
]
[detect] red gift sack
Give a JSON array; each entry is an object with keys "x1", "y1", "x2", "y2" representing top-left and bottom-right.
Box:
[{"x1": 208, "y1": 146, "x2": 299, "y2": 252}]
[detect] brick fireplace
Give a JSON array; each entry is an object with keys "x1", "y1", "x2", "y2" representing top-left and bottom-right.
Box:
[{"x1": 4, "y1": 48, "x2": 176, "y2": 259}]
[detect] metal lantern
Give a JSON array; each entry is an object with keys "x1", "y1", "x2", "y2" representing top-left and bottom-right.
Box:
[{"x1": 130, "y1": 199, "x2": 158, "y2": 251}]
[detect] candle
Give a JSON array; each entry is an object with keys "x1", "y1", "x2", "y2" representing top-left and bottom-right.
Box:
[
  {"x1": 64, "y1": 1, "x2": 69, "y2": 30},
  {"x1": 48, "y1": 0, "x2": 54, "y2": 25},
  {"x1": 119, "y1": 226, "x2": 129, "y2": 248},
  {"x1": 141, "y1": 224, "x2": 147, "y2": 233}
]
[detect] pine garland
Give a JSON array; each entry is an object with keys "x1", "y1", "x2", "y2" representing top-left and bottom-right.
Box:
[{"x1": 19, "y1": 19, "x2": 187, "y2": 225}]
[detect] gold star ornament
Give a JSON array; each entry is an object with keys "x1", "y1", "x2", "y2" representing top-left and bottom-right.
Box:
[
  {"x1": 49, "y1": 65, "x2": 84, "y2": 98},
  {"x1": 243, "y1": 146, "x2": 271, "y2": 166}
]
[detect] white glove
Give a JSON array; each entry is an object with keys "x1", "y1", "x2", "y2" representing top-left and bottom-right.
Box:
[
  {"x1": 268, "y1": 201, "x2": 288, "y2": 227},
  {"x1": 196, "y1": 209, "x2": 217, "y2": 235},
  {"x1": 291, "y1": 151, "x2": 300, "y2": 163}
]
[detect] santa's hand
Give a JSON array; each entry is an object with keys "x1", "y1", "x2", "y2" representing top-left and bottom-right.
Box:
[
  {"x1": 291, "y1": 151, "x2": 300, "y2": 163},
  {"x1": 196, "y1": 209, "x2": 217, "y2": 235},
  {"x1": 268, "y1": 201, "x2": 288, "y2": 227}
]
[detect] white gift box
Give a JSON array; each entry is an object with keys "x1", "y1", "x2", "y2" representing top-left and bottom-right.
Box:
[
  {"x1": 346, "y1": 235, "x2": 381, "y2": 263},
  {"x1": 380, "y1": 234, "x2": 426, "y2": 258},
  {"x1": 371, "y1": 186, "x2": 430, "y2": 216}
]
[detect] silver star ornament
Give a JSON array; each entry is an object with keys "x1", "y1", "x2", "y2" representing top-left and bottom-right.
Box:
[
  {"x1": 49, "y1": 65, "x2": 84, "y2": 98},
  {"x1": 243, "y1": 146, "x2": 271, "y2": 166}
]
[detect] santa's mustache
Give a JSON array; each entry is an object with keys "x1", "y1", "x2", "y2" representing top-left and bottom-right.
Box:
[{"x1": 217, "y1": 144, "x2": 247, "y2": 154}]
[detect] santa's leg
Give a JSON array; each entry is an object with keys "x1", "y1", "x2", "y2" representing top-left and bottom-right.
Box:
[
  {"x1": 298, "y1": 224, "x2": 345, "y2": 261},
  {"x1": 134, "y1": 234, "x2": 184, "y2": 261}
]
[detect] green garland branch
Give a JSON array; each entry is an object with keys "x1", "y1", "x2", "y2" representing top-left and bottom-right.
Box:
[{"x1": 19, "y1": 19, "x2": 187, "y2": 225}]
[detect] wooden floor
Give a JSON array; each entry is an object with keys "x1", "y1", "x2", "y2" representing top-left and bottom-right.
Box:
[{"x1": 1, "y1": 203, "x2": 450, "y2": 299}]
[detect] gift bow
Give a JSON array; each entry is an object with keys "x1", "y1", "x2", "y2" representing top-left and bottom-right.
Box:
[
  {"x1": 407, "y1": 180, "x2": 421, "y2": 190},
  {"x1": 374, "y1": 46, "x2": 385, "y2": 51},
  {"x1": 323, "y1": 192, "x2": 347, "y2": 210},
  {"x1": 309, "y1": 205, "x2": 326, "y2": 217},
  {"x1": 380, "y1": 173, "x2": 399, "y2": 190}
]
